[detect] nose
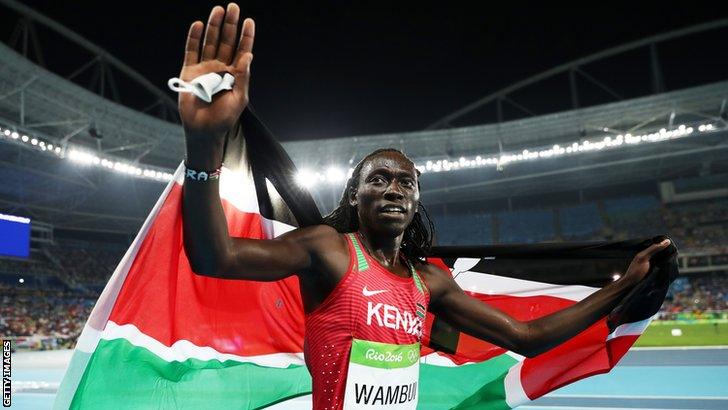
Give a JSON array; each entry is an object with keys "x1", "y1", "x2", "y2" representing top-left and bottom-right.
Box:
[{"x1": 384, "y1": 180, "x2": 405, "y2": 200}]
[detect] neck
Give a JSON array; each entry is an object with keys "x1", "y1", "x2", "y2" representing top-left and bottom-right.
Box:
[{"x1": 358, "y1": 227, "x2": 404, "y2": 268}]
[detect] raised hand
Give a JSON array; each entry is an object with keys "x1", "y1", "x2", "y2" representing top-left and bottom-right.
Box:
[
  {"x1": 622, "y1": 238, "x2": 671, "y2": 284},
  {"x1": 178, "y1": 3, "x2": 255, "y2": 141}
]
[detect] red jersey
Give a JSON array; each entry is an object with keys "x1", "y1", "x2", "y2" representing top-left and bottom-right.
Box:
[{"x1": 304, "y1": 232, "x2": 430, "y2": 410}]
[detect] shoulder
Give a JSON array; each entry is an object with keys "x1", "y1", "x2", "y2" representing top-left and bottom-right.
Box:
[
  {"x1": 414, "y1": 259, "x2": 451, "y2": 279},
  {"x1": 413, "y1": 260, "x2": 458, "y2": 302}
]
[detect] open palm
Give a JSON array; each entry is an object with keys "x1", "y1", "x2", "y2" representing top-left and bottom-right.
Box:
[{"x1": 178, "y1": 4, "x2": 255, "y2": 139}]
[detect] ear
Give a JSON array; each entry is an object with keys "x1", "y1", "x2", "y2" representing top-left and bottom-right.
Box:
[{"x1": 348, "y1": 187, "x2": 358, "y2": 207}]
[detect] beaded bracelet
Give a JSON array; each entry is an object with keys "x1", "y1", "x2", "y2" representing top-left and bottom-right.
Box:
[{"x1": 184, "y1": 163, "x2": 222, "y2": 182}]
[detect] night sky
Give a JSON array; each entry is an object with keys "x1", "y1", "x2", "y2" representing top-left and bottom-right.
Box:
[{"x1": 6, "y1": 1, "x2": 728, "y2": 141}]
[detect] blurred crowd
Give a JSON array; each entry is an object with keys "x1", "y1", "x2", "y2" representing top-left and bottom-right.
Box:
[
  {"x1": 0, "y1": 257, "x2": 55, "y2": 276},
  {"x1": 662, "y1": 200, "x2": 728, "y2": 253},
  {"x1": 0, "y1": 284, "x2": 94, "y2": 349},
  {"x1": 52, "y1": 245, "x2": 123, "y2": 286},
  {"x1": 657, "y1": 272, "x2": 728, "y2": 320},
  {"x1": 588, "y1": 198, "x2": 728, "y2": 252}
]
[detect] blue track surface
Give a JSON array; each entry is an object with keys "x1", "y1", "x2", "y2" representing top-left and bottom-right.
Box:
[
  {"x1": 9, "y1": 347, "x2": 728, "y2": 409},
  {"x1": 525, "y1": 348, "x2": 728, "y2": 409}
]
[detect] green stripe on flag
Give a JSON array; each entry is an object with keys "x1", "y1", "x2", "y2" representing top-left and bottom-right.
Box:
[
  {"x1": 68, "y1": 338, "x2": 519, "y2": 409},
  {"x1": 69, "y1": 338, "x2": 311, "y2": 409},
  {"x1": 418, "y1": 353, "x2": 518, "y2": 410}
]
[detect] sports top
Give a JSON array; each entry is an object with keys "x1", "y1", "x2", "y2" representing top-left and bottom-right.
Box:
[{"x1": 304, "y1": 232, "x2": 430, "y2": 410}]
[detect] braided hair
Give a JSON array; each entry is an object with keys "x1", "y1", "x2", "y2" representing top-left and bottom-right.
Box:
[{"x1": 322, "y1": 148, "x2": 436, "y2": 264}]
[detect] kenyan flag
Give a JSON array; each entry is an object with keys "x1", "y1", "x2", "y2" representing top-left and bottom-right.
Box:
[{"x1": 55, "y1": 109, "x2": 677, "y2": 409}]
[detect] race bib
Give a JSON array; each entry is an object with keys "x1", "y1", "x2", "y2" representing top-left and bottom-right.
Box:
[{"x1": 343, "y1": 339, "x2": 420, "y2": 409}]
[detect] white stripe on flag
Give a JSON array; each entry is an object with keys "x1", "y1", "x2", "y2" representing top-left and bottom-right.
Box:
[
  {"x1": 99, "y1": 321, "x2": 305, "y2": 367},
  {"x1": 455, "y1": 270, "x2": 599, "y2": 301},
  {"x1": 504, "y1": 360, "x2": 529, "y2": 408},
  {"x1": 75, "y1": 324, "x2": 102, "y2": 354},
  {"x1": 606, "y1": 316, "x2": 654, "y2": 341}
]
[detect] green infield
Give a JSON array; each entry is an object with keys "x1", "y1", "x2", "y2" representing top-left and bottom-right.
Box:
[{"x1": 634, "y1": 321, "x2": 728, "y2": 347}]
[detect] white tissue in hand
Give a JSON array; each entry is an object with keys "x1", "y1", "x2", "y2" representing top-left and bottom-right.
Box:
[{"x1": 167, "y1": 72, "x2": 235, "y2": 103}]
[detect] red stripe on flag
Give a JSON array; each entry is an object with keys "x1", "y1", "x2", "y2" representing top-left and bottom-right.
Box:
[
  {"x1": 519, "y1": 317, "x2": 610, "y2": 399},
  {"x1": 107, "y1": 184, "x2": 306, "y2": 356},
  {"x1": 471, "y1": 292, "x2": 577, "y2": 365},
  {"x1": 606, "y1": 333, "x2": 640, "y2": 364}
]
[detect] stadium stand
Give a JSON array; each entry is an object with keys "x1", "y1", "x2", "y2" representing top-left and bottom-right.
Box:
[
  {"x1": 497, "y1": 208, "x2": 555, "y2": 244},
  {"x1": 0, "y1": 285, "x2": 94, "y2": 349},
  {"x1": 658, "y1": 272, "x2": 728, "y2": 321},
  {"x1": 49, "y1": 240, "x2": 126, "y2": 293},
  {"x1": 0, "y1": 253, "x2": 68, "y2": 291},
  {"x1": 432, "y1": 212, "x2": 493, "y2": 245},
  {"x1": 663, "y1": 198, "x2": 728, "y2": 252},
  {"x1": 3, "y1": 191, "x2": 726, "y2": 351},
  {"x1": 603, "y1": 196, "x2": 665, "y2": 239},
  {"x1": 559, "y1": 203, "x2": 604, "y2": 241}
]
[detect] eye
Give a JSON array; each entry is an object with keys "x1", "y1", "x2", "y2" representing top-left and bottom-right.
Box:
[
  {"x1": 401, "y1": 179, "x2": 415, "y2": 188},
  {"x1": 370, "y1": 175, "x2": 386, "y2": 184}
]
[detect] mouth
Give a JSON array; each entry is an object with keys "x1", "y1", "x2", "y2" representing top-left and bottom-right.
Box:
[{"x1": 379, "y1": 205, "x2": 407, "y2": 215}]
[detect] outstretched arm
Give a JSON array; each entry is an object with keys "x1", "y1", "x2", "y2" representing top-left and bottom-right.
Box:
[
  {"x1": 179, "y1": 4, "x2": 329, "y2": 280},
  {"x1": 425, "y1": 239, "x2": 671, "y2": 358}
]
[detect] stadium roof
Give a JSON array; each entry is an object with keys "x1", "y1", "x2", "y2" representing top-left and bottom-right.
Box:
[{"x1": 0, "y1": 5, "x2": 726, "y2": 233}]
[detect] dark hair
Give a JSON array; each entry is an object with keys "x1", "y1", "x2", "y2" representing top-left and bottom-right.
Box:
[{"x1": 322, "y1": 148, "x2": 435, "y2": 263}]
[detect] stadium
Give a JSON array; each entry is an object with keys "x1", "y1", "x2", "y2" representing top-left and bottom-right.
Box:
[{"x1": 1, "y1": 2, "x2": 727, "y2": 409}]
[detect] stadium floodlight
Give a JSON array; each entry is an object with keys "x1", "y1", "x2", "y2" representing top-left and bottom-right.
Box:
[
  {"x1": 408, "y1": 122, "x2": 709, "y2": 174},
  {"x1": 1, "y1": 123, "x2": 173, "y2": 182},
  {"x1": 325, "y1": 167, "x2": 345, "y2": 184},
  {"x1": 298, "y1": 120, "x2": 720, "y2": 192},
  {"x1": 68, "y1": 149, "x2": 100, "y2": 165},
  {"x1": 0, "y1": 118, "x2": 722, "y2": 186},
  {"x1": 295, "y1": 169, "x2": 317, "y2": 188}
]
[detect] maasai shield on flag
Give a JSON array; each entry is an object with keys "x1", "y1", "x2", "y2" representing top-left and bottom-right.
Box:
[{"x1": 55, "y1": 108, "x2": 678, "y2": 409}]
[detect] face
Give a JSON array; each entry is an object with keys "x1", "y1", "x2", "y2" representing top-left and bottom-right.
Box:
[{"x1": 350, "y1": 151, "x2": 420, "y2": 237}]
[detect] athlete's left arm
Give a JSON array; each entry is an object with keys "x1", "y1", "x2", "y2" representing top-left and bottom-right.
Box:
[{"x1": 423, "y1": 239, "x2": 671, "y2": 358}]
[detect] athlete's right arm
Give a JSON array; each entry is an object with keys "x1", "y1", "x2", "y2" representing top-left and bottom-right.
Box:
[
  {"x1": 183, "y1": 177, "x2": 334, "y2": 280},
  {"x1": 179, "y1": 5, "x2": 331, "y2": 281}
]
